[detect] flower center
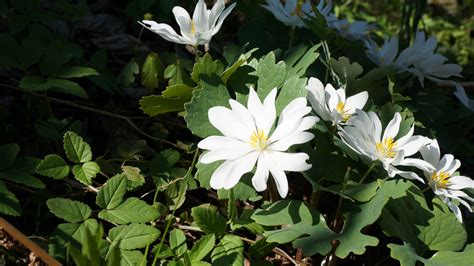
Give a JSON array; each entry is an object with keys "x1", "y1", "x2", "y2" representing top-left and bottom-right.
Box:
[
  {"x1": 336, "y1": 102, "x2": 351, "y2": 122},
  {"x1": 376, "y1": 137, "x2": 397, "y2": 158},
  {"x1": 431, "y1": 171, "x2": 450, "y2": 189},
  {"x1": 249, "y1": 129, "x2": 269, "y2": 151},
  {"x1": 190, "y1": 20, "x2": 196, "y2": 35}
]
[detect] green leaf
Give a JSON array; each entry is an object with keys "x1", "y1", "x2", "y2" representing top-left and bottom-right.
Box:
[
  {"x1": 189, "y1": 234, "x2": 215, "y2": 262},
  {"x1": 119, "y1": 59, "x2": 139, "y2": 87},
  {"x1": 46, "y1": 77, "x2": 88, "y2": 99},
  {"x1": 39, "y1": 40, "x2": 83, "y2": 76},
  {"x1": 380, "y1": 185, "x2": 467, "y2": 253},
  {"x1": 51, "y1": 219, "x2": 99, "y2": 249},
  {"x1": 121, "y1": 166, "x2": 145, "y2": 189},
  {"x1": 275, "y1": 75, "x2": 307, "y2": 113},
  {"x1": 36, "y1": 154, "x2": 70, "y2": 179},
  {"x1": 191, "y1": 204, "x2": 227, "y2": 234},
  {"x1": 96, "y1": 174, "x2": 128, "y2": 209},
  {"x1": 18, "y1": 75, "x2": 50, "y2": 91},
  {"x1": 0, "y1": 143, "x2": 20, "y2": 170},
  {"x1": 293, "y1": 179, "x2": 412, "y2": 258},
  {"x1": 141, "y1": 52, "x2": 164, "y2": 92},
  {"x1": 327, "y1": 56, "x2": 363, "y2": 89},
  {"x1": 56, "y1": 66, "x2": 99, "y2": 78},
  {"x1": 0, "y1": 170, "x2": 45, "y2": 189},
  {"x1": 211, "y1": 235, "x2": 244, "y2": 266},
  {"x1": 0, "y1": 181, "x2": 21, "y2": 216},
  {"x1": 191, "y1": 53, "x2": 224, "y2": 83},
  {"x1": 184, "y1": 77, "x2": 231, "y2": 138},
  {"x1": 47, "y1": 198, "x2": 91, "y2": 223},
  {"x1": 63, "y1": 131, "x2": 93, "y2": 163},
  {"x1": 120, "y1": 250, "x2": 144, "y2": 266},
  {"x1": 221, "y1": 48, "x2": 258, "y2": 83},
  {"x1": 109, "y1": 223, "x2": 160, "y2": 250},
  {"x1": 328, "y1": 181, "x2": 380, "y2": 202},
  {"x1": 72, "y1": 162, "x2": 100, "y2": 185},
  {"x1": 283, "y1": 44, "x2": 320, "y2": 78},
  {"x1": 389, "y1": 243, "x2": 474, "y2": 266},
  {"x1": 255, "y1": 52, "x2": 286, "y2": 97},
  {"x1": 169, "y1": 229, "x2": 187, "y2": 257},
  {"x1": 140, "y1": 84, "x2": 193, "y2": 115},
  {"x1": 98, "y1": 197, "x2": 159, "y2": 224}
]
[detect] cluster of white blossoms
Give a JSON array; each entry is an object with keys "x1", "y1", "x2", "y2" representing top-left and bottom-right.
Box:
[
  {"x1": 262, "y1": 0, "x2": 374, "y2": 41},
  {"x1": 365, "y1": 32, "x2": 474, "y2": 111},
  {"x1": 139, "y1": 0, "x2": 236, "y2": 47}
]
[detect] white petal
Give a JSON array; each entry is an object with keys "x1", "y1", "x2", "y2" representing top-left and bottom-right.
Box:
[
  {"x1": 368, "y1": 111, "x2": 382, "y2": 142},
  {"x1": 345, "y1": 91, "x2": 368, "y2": 113},
  {"x1": 269, "y1": 167, "x2": 289, "y2": 198},
  {"x1": 325, "y1": 84, "x2": 339, "y2": 111},
  {"x1": 268, "y1": 151, "x2": 312, "y2": 172},
  {"x1": 229, "y1": 99, "x2": 256, "y2": 133},
  {"x1": 399, "y1": 158, "x2": 435, "y2": 173},
  {"x1": 223, "y1": 152, "x2": 259, "y2": 189},
  {"x1": 193, "y1": 0, "x2": 209, "y2": 32},
  {"x1": 448, "y1": 176, "x2": 474, "y2": 190},
  {"x1": 252, "y1": 154, "x2": 270, "y2": 192},
  {"x1": 139, "y1": 20, "x2": 190, "y2": 44},
  {"x1": 395, "y1": 124, "x2": 414, "y2": 147},
  {"x1": 420, "y1": 139, "x2": 440, "y2": 166},
  {"x1": 269, "y1": 132, "x2": 314, "y2": 151},
  {"x1": 445, "y1": 199, "x2": 463, "y2": 223},
  {"x1": 269, "y1": 98, "x2": 311, "y2": 142},
  {"x1": 209, "y1": 0, "x2": 225, "y2": 28},
  {"x1": 208, "y1": 106, "x2": 253, "y2": 141},
  {"x1": 172, "y1": 6, "x2": 193, "y2": 39},
  {"x1": 306, "y1": 77, "x2": 332, "y2": 121},
  {"x1": 210, "y1": 160, "x2": 234, "y2": 189},
  {"x1": 383, "y1": 112, "x2": 401, "y2": 141},
  {"x1": 437, "y1": 154, "x2": 454, "y2": 173},
  {"x1": 247, "y1": 88, "x2": 277, "y2": 134},
  {"x1": 211, "y1": 2, "x2": 236, "y2": 35},
  {"x1": 198, "y1": 136, "x2": 244, "y2": 150},
  {"x1": 200, "y1": 145, "x2": 253, "y2": 164},
  {"x1": 398, "y1": 136, "x2": 429, "y2": 157}
]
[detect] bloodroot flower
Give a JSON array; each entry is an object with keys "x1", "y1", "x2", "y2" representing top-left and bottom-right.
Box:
[
  {"x1": 198, "y1": 88, "x2": 318, "y2": 198},
  {"x1": 419, "y1": 139, "x2": 474, "y2": 223}
]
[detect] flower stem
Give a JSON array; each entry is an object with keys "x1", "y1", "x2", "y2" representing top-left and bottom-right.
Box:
[
  {"x1": 359, "y1": 162, "x2": 376, "y2": 184},
  {"x1": 421, "y1": 186, "x2": 431, "y2": 193},
  {"x1": 288, "y1": 26, "x2": 296, "y2": 49}
]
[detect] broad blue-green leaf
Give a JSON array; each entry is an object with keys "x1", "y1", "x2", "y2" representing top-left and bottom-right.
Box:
[
  {"x1": 72, "y1": 162, "x2": 100, "y2": 185},
  {"x1": 109, "y1": 223, "x2": 160, "y2": 250},
  {"x1": 184, "y1": 77, "x2": 231, "y2": 138},
  {"x1": 275, "y1": 75, "x2": 307, "y2": 113},
  {"x1": 98, "y1": 197, "x2": 159, "y2": 224},
  {"x1": 189, "y1": 234, "x2": 215, "y2": 262},
  {"x1": 0, "y1": 181, "x2": 21, "y2": 216},
  {"x1": 211, "y1": 235, "x2": 244, "y2": 266},
  {"x1": 36, "y1": 154, "x2": 70, "y2": 179},
  {"x1": 328, "y1": 181, "x2": 380, "y2": 202},
  {"x1": 255, "y1": 52, "x2": 286, "y2": 97},
  {"x1": 191, "y1": 204, "x2": 227, "y2": 234},
  {"x1": 327, "y1": 56, "x2": 363, "y2": 89},
  {"x1": 169, "y1": 229, "x2": 187, "y2": 257},
  {"x1": 141, "y1": 52, "x2": 164, "y2": 92},
  {"x1": 380, "y1": 186, "x2": 467, "y2": 253},
  {"x1": 56, "y1": 66, "x2": 99, "y2": 78},
  {"x1": 389, "y1": 243, "x2": 474, "y2": 266},
  {"x1": 96, "y1": 174, "x2": 128, "y2": 209},
  {"x1": 221, "y1": 48, "x2": 258, "y2": 83},
  {"x1": 0, "y1": 170, "x2": 45, "y2": 189},
  {"x1": 191, "y1": 53, "x2": 224, "y2": 83},
  {"x1": 0, "y1": 143, "x2": 19, "y2": 170},
  {"x1": 292, "y1": 179, "x2": 411, "y2": 258},
  {"x1": 47, "y1": 198, "x2": 91, "y2": 223},
  {"x1": 63, "y1": 131, "x2": 93, "y2": 163},
  {"x1": 140, "y1": 84, "x2": 193, "y2": 115},
  {"x1": 284, "y1": 44, "x2": 320, "y2": 78}
]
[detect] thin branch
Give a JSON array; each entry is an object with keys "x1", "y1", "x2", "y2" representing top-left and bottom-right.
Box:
[
  {"x1": 65, "y1": 179, "x2": 99, "y2": 193},
  {"x1": 240, "y1": 236, "x2": 299, "y2": 266},
  {"x1": 1, "y1": 83, "x2": 180, "y2": 149}
]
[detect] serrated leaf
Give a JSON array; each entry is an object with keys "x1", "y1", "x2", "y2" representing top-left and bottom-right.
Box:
[
  {"x1": 189, "y1": 234, "x2": 215, "y2": 262},
  {"x1": 255, "y1": 52, "x2": 286, "y2": 97},
  {"x1": 0, "y1": 143, "x2": 20, "y2": 170},
  {"x1": 120, "y1": 250, "x2": 144, "y2": 266},
  {"x1": 96, "y1": 174, "x2": 127, "y2": 209},
  {"x1": 0, "y1": 181, "x2": 21, "y2": 216},
  {"x1": 380, "y1": 185, "x2": 467, "y2": 253},
  {"x1": 72, "y1": 162, "x2": 100, "y2": 185},
  {"x1": 389, "y1": 243, "x2": 474, "y2": 266},
  {"x1": 47, "y1": 198, "x2": 92, "y2": 222},
  {"x1": 184, "y1": 77, "x2": 231, "y2": 138},
  {"x1": 63, "y1": 131, "x2": 93, "y2": 163},
  {"x1": 36, "y1": 154, "x2": 70, "y2": 179},
  {"x1": 191, "y1": 53, "x2": 224, "y2": 83},
  {"x1": 141, "y1": 52, "x2": 164, "y2": 92},
  {"x1": 121, "y1": 166, "x2": 145, "y2": 185},
  {"x1": 191, "y1": 204, "x2": 227, "y2": 234},
  {"x1": 284, "y1": 44, "x2": 320, "y2": 78},
  {"x1": 51, "y1": 219, "x2": 99, "y2": 249},
  {"x1": 56, "y1": 66, "x2": 99, "y2": 78},
  {"x1": 98, "y1": 197, "x2": 159, "y2": 224},
  {"x1": 109, "y1": 223, "x2": 160, "y2": 250},
  {"x1": 119, "y1": 59, "x2": 139, "y2": 87},
  {"x1": 221, "y1": 48, "x2": 257, "y2": 83},
  {"x1": 211, "y1": 235, "x2": 244, "y2": 266},
  {"x1": 170, "y1": 229, "x2": 187, "y2": 257},
  {"x1": 328, "y1": 56, "x2": 363, "y2": 89},
  {"x1": 0, "y1": 170, "x2": 45, "y2": 189},
  {"x1": 275, "y1": 75, "x2": 307, "y2": 113}
]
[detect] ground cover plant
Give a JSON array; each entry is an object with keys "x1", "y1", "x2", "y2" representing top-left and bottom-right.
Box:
[{"x1": 1, "y1": 0, "x2": 474, "y2": 265}]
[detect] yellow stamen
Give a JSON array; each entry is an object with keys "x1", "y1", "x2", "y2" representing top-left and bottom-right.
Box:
[
  {"x1": 291, "y1": 0, "x2": 304, "y2": 17},
  {"x1": 336, "y1": 102, "x2": 351, "y2": 122},
  {"x1": 190, "y1": 20, "x2": 196, "y2": 35},
  {"x1": 431, "y1": 171, "x2": 450, "y2": 189},
  {"x1": 249, "y1": 129, "x2": 269, "y2": 150},
  {"x1": 376, "y1": 137, "x2": 397, "y2": 158}
]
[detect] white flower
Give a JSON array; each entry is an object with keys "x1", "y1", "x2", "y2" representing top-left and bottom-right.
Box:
[
  {"x1": 418, "y1": 139, "x2": 474, "y2": 223},
  {"x1": 306, "y1": 77, "x2": 368, "y2": 125},
  {"x1": 262, "y1": 0, "x2": 335, "y2": 28},
  {"x1": 339, "y1": 110, "x2": 429, "y2": 182},
  {"x1": 139, "y1": 0, "x2": 236, "y2": 46},
  {"x1": 329, "y1": 19, "x2": 375, "y2": 40},
  {"x1": 365, "y1": 36, "x2": 399, "y2": 66},
  {"x1": 198, "y1": 88, "x2": 318, "y2": 198}
]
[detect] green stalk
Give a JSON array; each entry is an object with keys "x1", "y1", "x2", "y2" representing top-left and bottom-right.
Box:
[{"x1": 359, "y1": 162, "x2": 376, "y2": 184}]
